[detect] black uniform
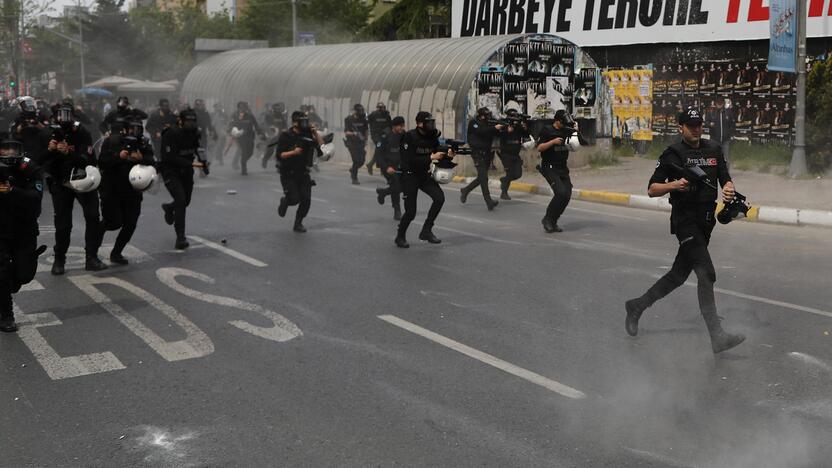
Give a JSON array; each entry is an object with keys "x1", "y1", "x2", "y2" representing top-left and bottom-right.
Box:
[
  {"x1": 344, "y1": 114, "x2": 369, "y2": 181},
  {"x1": 194, "y1": 107, "x2": 215, "y2": 150},
  {"x1": 0, "y1": 155, "x2": 43, "y2": 330},
  {"x1": 275, "y1": 129, "x2": 315, "y2": 228},
  {"x1": 537, "y1": 125, "x2": 575, "y2": 226},
  {"x1": 228, "y1": 111, "x2": 263, "y2": 175},
  {"x1": 146, "y1": 109, "x2": 178, "y2": 158},
  {"x1": 375, "y1": 128, "x2": 403, "y2": 216},
  {"x1": 98, "y1": 133, "x2": 155, "y2": 259},
  {"x1": 261, "y1": 109, "x2": 288, "y2": 168},
  {"x1": 461, "y1": 119, "x2": 500, "y2": 207},
  {"x1": 397, "y1": 129, "x2": 445, "y2": 239},
  {"x1": 498, "y1": 124, "x2": 529, "y2": 197},
  {"x1": 160, "y1": 127, "x2": 199, "y2": 244},
  {"x1": 101, "y1": 107, "x2": 149, "y2": 135},
  {"x1": 40, "y1": 123, "x2": 104, "y2": 263},
  {"x1": 367, "y1": 109, "x2": 391, "y2": 170},
  {"x1": 11, "y1": 114, "x2": 49, "y2": 163}
]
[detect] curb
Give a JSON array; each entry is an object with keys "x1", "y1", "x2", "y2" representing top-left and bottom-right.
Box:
[{"x1": 471, "y1": 177, "x2": 832, "y2": 229}]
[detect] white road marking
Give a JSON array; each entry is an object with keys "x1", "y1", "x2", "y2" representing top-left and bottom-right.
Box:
[
  {"x1": 413, "y1": 222, "x2": 522, "y2": 245},
  {"x1": 788, "y1": 352, "x2": 832, "y2": 373},
  {"x1": 441, "y1": 213, "x2": 487, "y2": 224},
  {"x1": 622, "y1": 447, "x2": 695, "y2": 468},
  {"x1": 378, "y1": 314, "x2": 586, "y2": 400},
  {"x1": 310, "y1": 197, "x2": 329, "y2": 203},
  {"x1": 18, "y1": 281, "x2": 44, "y2": 292},
  {"x1": 187, "y1": 235, "x2": 268, "y2": 268},
  {"x1": 156, "y1": 268, "x2": 302, "y2": 342},
  {"x1": 13, "y1": 301, "x2": 125, "y2": 380},
  {"x1": 70, "y1": 275, "x2": 214, "y2": 362}
]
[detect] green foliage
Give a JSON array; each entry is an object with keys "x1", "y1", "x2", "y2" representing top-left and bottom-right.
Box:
[
  {"x1": 806, "y1": 55, "x2": 832, "y2": 172},
  {"x1": 236, "y1": 0, "x2": 371, "y2": 47},
  {"x1": 359, "y1": 0, "x2": 447, "y2": 41},
  {"x1": 588, "y1": 150, "x2": 619, "y2": 169}
]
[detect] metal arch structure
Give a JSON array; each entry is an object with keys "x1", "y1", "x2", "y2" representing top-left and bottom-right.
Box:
[{"x1": 181, "y1": 34, "x2": 596, "y2": 139}]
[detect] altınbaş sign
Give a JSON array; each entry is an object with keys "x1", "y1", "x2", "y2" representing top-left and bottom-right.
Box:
[{"x1": 452, "y1": 0, "x2": 832, "y2": 46}]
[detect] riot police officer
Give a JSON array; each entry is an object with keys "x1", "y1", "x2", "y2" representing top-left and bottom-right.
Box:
[
  {"x1": 275, "y1": 111, "x2": 323, "y2": 233},
  {"x1": 261, "y1": 102, "x2": 288, "y2": 169},
  {"x1": 460, "y1": 108, "x2": 502, "y2": 211},
  {"x1": 193, "y1": 99, "x2": 217, "y2": 152},
  {"x1": 101, "y1": 96, "x2": 148, "y2": 135},
  {"x1": 625, "y1": 108, "x2": 745, "y2": 354},
  {"x1": 366, "y1": 102, "x2": 392, "y2": 175},
  {"x1": 0, "y1": 138, "x2": 44, "y2": 332},
  {"x1": 395, "y1": 112, "x2": 450, "y2": 248},
  {"x1": 497, "y1": 110, "x2": 529, "y2": 200},
  {"x1": 536, "y1": 110, "x2": 581, "y2": 233},
  {"x1": 344, "y1": 104, "x2": 369, "y2": 184},
  {"x1": 374, "y1": 116, "x2": 405, "y2": 221},
  {"x1": 227, "y1": 101, "x2": 265, "y2": 175},
  {"x1": 10, "y1": 96, "x2": 48, "y2": 162},
  {"x1": 42, "y1": 104, "x2": 107, "y2": 274},
  {"x1": 98, "y1": 120, "x2": 155, "y2": 264},
  {"x1": 161, "y1": 108, "x2": 204, "y2": 250},
  {"x1": 146, "y1": 98, "x2": 178, "y2": 159}
]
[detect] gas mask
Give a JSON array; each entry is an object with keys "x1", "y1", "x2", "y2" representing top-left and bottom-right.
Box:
[{"x1": 296, "y1": 117, "x2": 311, "y2": 132}]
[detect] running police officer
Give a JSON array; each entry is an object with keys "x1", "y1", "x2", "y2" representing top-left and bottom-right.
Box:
[
  {"x1": 101, "y1": 96, "x2": 148, "y2": 135},
  {"x1": 275, "y1": 111, "x2": 323, "y2": 233},
  {"x1": 42, "y1": 104, "x2": 107, "y2": 274},
  {"x1": 193, "y1": 99, "x2": 217, "y2": 152},
  {"x1": 366, "y1": 102, "x2": 392, "y2": 175},
  {"x1": 0, "y1": 138, "x2": 45, "y2": 333},
  {"x1": 98, "y1": 119, "x2": 155, "y2": 265},
  {"x1": 536, "y1": 110, "x2": 581, "y2": 233},
  {"x1": 261, "y1": 102, "x2": 288, "y2": 169},
  {"x1": 146, "y1": 98, "x2": 178, "y2": 159},
  {"x1": 460, "y1": 108, "x2": 502, "y2": 211},
  {"x1": 161, "y1": 108, "x2": 204, "y2": 250},
  {"x1": 625, "y1": 108, "x2": 745, "y2": 354},
  {"x1": 374, "y1": 116, "x2": 406, "y2": 221},
  {"x1": 344, "y1": 104, "x2": 369, "y2": 184},
  {"x1": 227, "y1": 101, "x2": 265, "y2": 175},
  {"x1": 395, "y1": 112, "x2": 450, "y2": 248},
  {"x1": 497, "y1": 109, "x2": 529, "y2": 201}
]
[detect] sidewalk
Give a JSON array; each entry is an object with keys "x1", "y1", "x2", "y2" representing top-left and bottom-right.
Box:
[{"x1": 454, "y1": 156, "x2": 832, "y2": 228}]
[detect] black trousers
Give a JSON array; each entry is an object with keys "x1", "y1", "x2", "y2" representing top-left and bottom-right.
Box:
[
  {"x1": 379, "y1": 170, "x2": 401, "y2": 210},
  {"x1": 499, "y1": 152, "x2": 523, "y2": 192},
  {"x1": 280, "y1": 170, "x2": 313, "y2": 222},
  {"x1": 163, "y1": 171, "x2": 194, "y2": 239},
  {"x1": 348, "y1": 143, "x2": 366, "y2": 179},
  {"x1": 368, "y1": 139, "x2": 382, "y2": 168},
  {"x1": 637, "y1": 206, "x2": 719, "y2": 327},
  {"x1": 49, "y1": 182, "x2": 103, "y2": 258},
  {"x1": 398, "y1": 173, "x2": 444, "y2": 236},
  {"x1": 462, "y1": 150, "x2": 494, "y2": 204},
  {"x1": 541, "y1": 167, "x2": 572, "y2": 223},
  {"x1": 101, "y1": 190, "x2": 142, "y2": 255},
  {"x1": 0, "y1": 235, "x2": 38, "y2": 320},
  {"x1": 237, "y1": 139, "x2": 255, "y2": 174}
]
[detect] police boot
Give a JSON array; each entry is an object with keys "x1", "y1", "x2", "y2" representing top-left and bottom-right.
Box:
[
  {"x1": 394, "y1": 235, "x2": 409, "y2": 248},
  {"x1": 110, "y1": 251, "x2": 128, "y2": 266},
  {"x1": 542, "y1": 217, "x2": 556, "y2": 233},
  {"x1": 175, "y1": 237, "x2": 190, "y2": 250},
  {"x1": 393, "y1": 206, "x2": 402, "y2": 221},
  {"x1": 624, "y1": 298, "x2": 648, "y2": 337},
  {"x1": 0, "y1": 316, "x2": 18, "y2": 333},
  {"x1": 85, "y1": 255, "x2": 108, "y2": 272},
  {"x1": 278, "y1": 197, "x2": 288, "y2": 218},
  {"x1": 460, "y1": 188, "x2": 469, "y2": 204},
  {"x1": 366, "y1": 164, "x2": 374, "y2": 176},
  {"x1": 293, "y1": 220, "x2": 307, "y2": 233},
  {"x1": 419, "y1": 229, "x2": 441, "y2": 244},
  {"x1": 500, "y1": 190, "x2": 511, "y2": 201},
  {"x1": 487, "y1": 199, "x2": 499, "y2": 211},
  {"x1": 51, "y1": 255, "x2": 66, "y2": 276},
  {"x1": 376, "y1": 187, "x2": 387, "y2": 205},
  {"x1": 704, "y1": 314, "x2": 746, "y2": 354},
  {"x1": 162, "y1": 203, "x2": 175, "y2": 225}
]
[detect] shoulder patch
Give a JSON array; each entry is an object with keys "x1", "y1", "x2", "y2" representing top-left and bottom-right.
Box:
[
  {"x1": 35, "y1": 182, "x2": 43, "y2": 193},
  {"x1": 403, "y1": 143, "x2": 409, "y2": 150}
]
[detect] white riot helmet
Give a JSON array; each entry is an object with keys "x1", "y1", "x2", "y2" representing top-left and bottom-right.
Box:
[
  {"x1": 432, "y1": 166, "x2": 454, "y2": 185},
  {"x1": 230, "y1": 127, "x2": 244, "y2": 138},
  {"x1": 128, "y1": 164, "x2": 157, "y2": 192},
  {"x1": 565, "y1": 135, "x2": 582, "y2": 152},
  {"x1": 522, "y1": 137, "x2": 537, "y2": 150},
  {"x1": 65, "y1": 165, "x2": 101, "y2": 193},
  {"x1": 319, "y1": 143, "x2": 335, "y2": 161}
]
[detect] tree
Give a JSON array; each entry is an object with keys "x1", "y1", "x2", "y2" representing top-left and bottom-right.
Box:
[
  {"x1": 236, "y1": 0, "x2": 371, "y2": 47},
  {"x1": 806, "y1": 55, "x2": 832, "y2": 172},
  {"x1": 359, "y1": 0, "x2": 449, "y2": 42}
]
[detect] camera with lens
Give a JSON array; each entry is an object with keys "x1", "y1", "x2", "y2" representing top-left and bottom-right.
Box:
[{"x1": 437, "y1": 138, "x2": 471, "y2": 156}]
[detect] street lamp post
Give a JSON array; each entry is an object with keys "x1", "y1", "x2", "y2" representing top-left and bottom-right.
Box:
[
  {"x1": 292, "y1": 0, "x2": 297, "y2": 47},
  {"x1": 789, "y1": 0, "x2": 808, "y2": 178}
]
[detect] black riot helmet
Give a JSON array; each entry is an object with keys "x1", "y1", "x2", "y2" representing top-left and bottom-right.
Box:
[
  {"x1": 127, "y1": 120, "x2": 144, "y2": 137},
  {"x1": 179, "y1": 107, "x2": 199, "y2": 132},
  {"x1": 554, "y1": 109, "x2": 574, "y2": 126},
  {"x1": 159, "y1": 98, "x2": 171, "y2": 113},
  {"x1": 415, "y1": 111, "x2": 437, "y2": 134},
  {"x1": 476, "y1": 107, "x2": 492, "y2": 120},
  {"x1": 0, "y1": 139, "x2": 24, "y2": 167},
  {"x1": 292, "y1": 110, "x2": 310, "y2": 131},
  {"x1": 117, "y1": 96, "x2": 130, "y2": 110},
  {"x1": 193, "y1": 99, "x2": 205, "y2": 111},
  {"x1": 237, "y1": 101, "x2": 249, "y2": 113},
  {"x1": 55, "y1": 104, "x2": 74, "y2": 127},
  {"x1": 353, "y1": 103, "x2": 365, "y2": 117}
]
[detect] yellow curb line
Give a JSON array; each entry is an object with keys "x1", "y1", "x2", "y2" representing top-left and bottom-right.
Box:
[
  {"x1": 746, "y1": 205, "x2": 760, "y2": 221},
  {"x1": 508, "y1": 182, "x2": 538, "y2": 194},
  {"x1": 452, "y1": 176, "x2": 467, "y2": 183},
  {"x1": 578, "y1": 190, "x2": 631, "y2": 205}
]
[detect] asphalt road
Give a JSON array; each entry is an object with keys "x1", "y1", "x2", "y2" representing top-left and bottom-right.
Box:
[{"x1": 2, "y1": 161, "x2": 832, "y2": 467}]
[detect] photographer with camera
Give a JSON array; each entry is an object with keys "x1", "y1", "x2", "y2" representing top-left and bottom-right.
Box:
[
  {"x1": 366, "y1": 102, "x2": 392, "y2": 175},
  {"x1": 624, "y1": 108, "x2": 745, "y2": 354},
  {"x1": 10, "y1": 97, "x2": 49, "y2": 162},
  {"x1": 536, "y1": 109, "x2": 583, "y2": 233},
  {"x1": 101, "y1": 96, "x2": 148, "y2": 135},
  {"x1": 374, "y1": 116, "x2": 406, "y2": 221},
  {"x1": 98, "y1": 119, "x2": 155, "y2": 265},
  {"x1": 41, "y1": 105, "x2": 106, "y2": 274},
  {"x1": 395, "y1": 112, "x2": 450, "y2": 248},
  {"x1": 497, "y1": 109, "x2": 530, "y2": 201},
  {"x1": 227, "y1": 101, "x2": 265, "y2": 176},
  {"x1": 0, "y1": 138, "x2": 45, "y2": 333},
  {"x1": 275, "y1": 111, "x2": 324, "y2": 233},
  {"x1": 344, "y1": 104, "x2": 369, "y2": 185},
  {"x1": 160, "y1": 108, "x2": 205, "y2": 250},
  {"x1": 460, "y1": 108, "x2": 503, "y2": 211}
]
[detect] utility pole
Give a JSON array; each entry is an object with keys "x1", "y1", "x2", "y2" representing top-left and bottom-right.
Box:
[
  {"x1": 77, "y1": 0, "x2": 85, "y2": 88},
  {"x1": 291, "y1": 0, "x2": 297, "y2": 47},
  {"x1": 789, "y1": 0, "x2": 808, "y2": 178}
]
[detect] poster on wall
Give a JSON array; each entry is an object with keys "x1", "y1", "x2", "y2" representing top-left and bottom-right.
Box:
[
  {"x1": 546, "y1": 76, "x2": 571, "y2": 115},
  {"x1": 752, "y1": 99, "x2": 773, "y2": 142},
  {"x1": 684, "y1": 64, "x2": 699, "y2": 97},
  {"x1": 752, "y1": 64, "x2": 772, "y2": 98},
  {"x1": 769, "y1": 101, "x2": 792, "y2": 140},
  {"x1": 478, "y1": 71, "x2": 503, "y2": 116},
  {"x1": 653, "y1": 65, "x2": 668, "y2": 98},
  {"x1": 552, "y1": 45, "x2": 574, "y2": 77},
  {"x1": 667, "y1": 64, "x2": 683, "y2": 97},
  {"x1": 528, "y1": 40, "x2": 554, "y2": 79},
  {"x1": 770, "y1": 71, "x2": 793, "y2": 98},
  {"x1": 503, "y1": 43, "x2": 528, "y2": 82},
  {"x1": 734, "y1": 61, "x2": 753, "y2": 96},
  {"x1": 527, "y1": 80, "x2": 553, "y2": 118},
  {"x1": 734, "y1": 98, "x2": 755, "y2": 139},
  {"x1": 503, "y1": 81, "x2": 528, "y2": 114},
  {"x1": 603, "y1": 69, "x2": 652, "y2": 141},
  {"x1": 574, "y1": 68, "x2": 597, "y2": 108},
  {"x1": 716, "y1": 63, "x2": 735, "y2": 97},
  {"x1": 699, "y1": 63, "x2": 716, "y2": 98}
]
